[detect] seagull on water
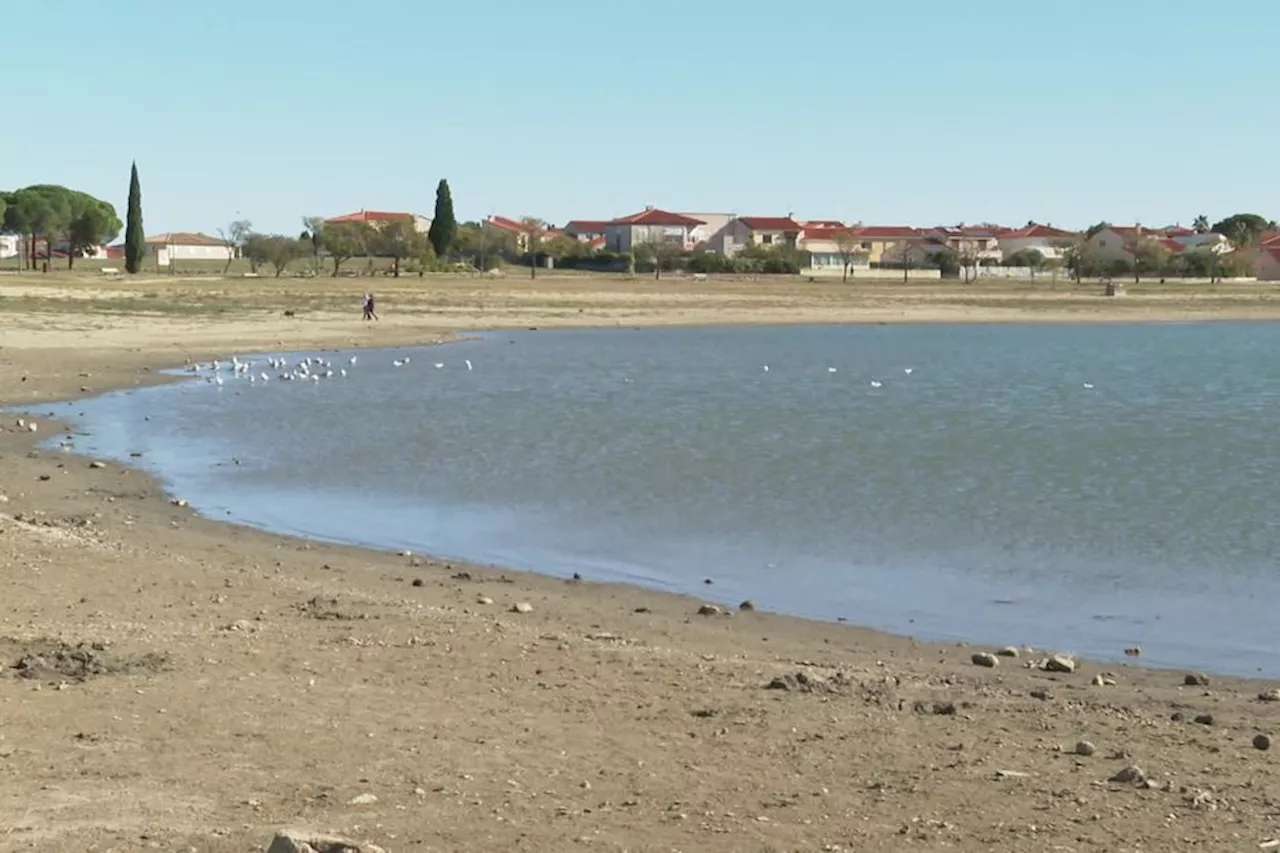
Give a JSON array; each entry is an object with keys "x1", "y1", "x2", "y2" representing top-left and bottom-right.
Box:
[
  {"x1": 827, "y1": 367, "x2": 838, "y2": 373},
  {"x1": 434, "y1": 363, "x2": 444, "y2": 370},
  {"x1": 392, "y1": 359, "x2": 404, "y2": 367},
  {"x1": 904, "y1": 367, "x2": 914, "y2": 375},
  {"x1": 762, "y1": 365, "x2": 769, "y2": 372},
  {"x1": 1083, "y1": 382, "x2": 1094, "y2": 390},
  {"x1": 349, "y1": 355, "x2": 357, "y2": 365},
  {"x1": 464, "y1": 359, "x2": 473, "y2": 371},
  {"x1": 870, "y1": 380, "x2": 883, "y2": 389}
]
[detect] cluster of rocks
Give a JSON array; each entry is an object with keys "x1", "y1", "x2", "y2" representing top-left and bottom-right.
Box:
[
  {"x1": 765, "y1": 670, "x2": 851, "y2": 695},
  {"x1": 267, "y1": 829, "x2": 385, "y2": 853}
]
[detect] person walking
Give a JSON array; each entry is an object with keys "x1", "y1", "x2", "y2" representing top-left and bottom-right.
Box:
[{"x1": 362, "y1": 292, "x2": 379, "y2": 321}]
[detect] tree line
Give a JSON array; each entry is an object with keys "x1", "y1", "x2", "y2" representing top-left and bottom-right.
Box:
[{"x1": 1, "y1": 185, "x2": 122, "y2": 269}]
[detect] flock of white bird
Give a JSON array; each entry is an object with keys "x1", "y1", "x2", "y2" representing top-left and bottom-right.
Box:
[
  {"x1": 187, "y1": 352, "x2": 473, "y2": 387},
  {"x1": 186, "y1": 355, "x2": 1094, "y2": 392}
]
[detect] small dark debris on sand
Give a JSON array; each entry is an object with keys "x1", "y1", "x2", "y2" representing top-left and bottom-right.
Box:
[
  {"x1": 765, "y1": 671, "x2": 851, "y2": 695},
  {"x1": 4, "y1": 638, "x2": 168, "y2": 683},
  {"x1": 295, "y1": 596, "x2": 364, "y2": 621}
]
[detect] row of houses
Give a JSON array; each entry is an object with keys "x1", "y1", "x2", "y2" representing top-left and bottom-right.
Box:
[{"x1": 15, "y1": 206, "x2": 1278, "y2": 279}]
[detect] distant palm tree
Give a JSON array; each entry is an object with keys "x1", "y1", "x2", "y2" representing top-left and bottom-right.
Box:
[{"x1": 1193, "y1": 214, "x2": 1210, "y2": 233}]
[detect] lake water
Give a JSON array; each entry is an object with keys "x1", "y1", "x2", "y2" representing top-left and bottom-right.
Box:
[{"x1": 28, "y1": 323, "x2": 1280, "y2": 676}]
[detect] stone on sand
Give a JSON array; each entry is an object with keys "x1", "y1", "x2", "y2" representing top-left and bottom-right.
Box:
[
  {"x1": 971, "y1": 652, "x2": 999, "y2": 668},
  {"x1": 1109, "y1": 765, "x2": 1147, "y2": 785},
  {"x1": 996, "y1": 646, "x2": 1020, "y2": 658},
  {"x1": 696, "y1": 604, "x2": 723, "y2": 616},
  {"x1": 1074, "y1": 740, "x2": 1096, "y2": 757},
  {"x1": 1184, "y1": 672, "x2": 1211, "y2": 687},
  {"x1": 511, "y1": 602, "x2": 533, "y2": 614},
  {"x1": 1042, "y1": 654, "x2": 1076, "y2": 674},
  {"x1": 267, "y1": 828, "x2": 386, "y2": 853}
]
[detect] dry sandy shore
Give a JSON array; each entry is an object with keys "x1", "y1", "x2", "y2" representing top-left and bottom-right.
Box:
[{"x1": 3, "y1": 274, "x2": 1280, "y2": 852}]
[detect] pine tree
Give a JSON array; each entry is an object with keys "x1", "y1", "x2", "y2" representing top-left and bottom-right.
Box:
[
  {"x1": 124, "y1": 162, "x2": 145, "y2": 274},
  {"x1": 427, "y1": 179, "x2": 456, "y2": 258}
]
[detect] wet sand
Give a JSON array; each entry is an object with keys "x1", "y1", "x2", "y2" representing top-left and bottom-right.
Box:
[{"x1": 3, "y1": 274, "x2": 1280, "y2": 851}]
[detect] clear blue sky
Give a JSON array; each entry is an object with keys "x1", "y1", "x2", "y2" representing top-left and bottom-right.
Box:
[{"x1": 5, "y1": 0, "x2": 1275, "y2": 236}]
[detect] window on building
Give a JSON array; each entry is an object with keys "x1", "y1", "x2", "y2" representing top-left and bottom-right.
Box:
[{"x1": 762, "y1": 234, "x2": 773, "y2": 244}]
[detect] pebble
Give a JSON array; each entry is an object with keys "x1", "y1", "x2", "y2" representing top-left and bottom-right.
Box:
[
  {"x1": 27, "y1": 422, "x2": 38, "y2": 433},
  {"x1": 1109, "y1": 765, "x2": 1146, "y2": 784},
  {"x1": 996, "y1": 646, "x2": 1020, "y2": 658},
  {"x1": 411, "y1": 578, "x2": 424, "y2": 588},
  {"x1": 1254, "y1": 734, "x2": 1272, "y2": 751},
  {"x1": 1075, "y1": 741, "x2": 1096, "y2": 757},
  {"x1": 971, "y1": 652, "x2": 999, "y2": 668},
  {"x1": 1185, "y1": 672, "x2": 1211, "y2": 687},
  {"x1": 1092, "y1": 674, "x2": 1117, "y2": 687},
  {"x1": 476, "y1": 596, "x2": 493, "y2": 605},
  {"x1": 511, "y1": 602, "x2": 533, "y2": 614},
  {"x1": 399, "y1": 550, "x2": 413, "y2": 557},
  {"x1": 171, "y1": 499, "x2": 189, "y2": 507},
  {"x1": 348, "y1": 792, "x2": 378, "y2": 805},
  {"x1": 738, "y1": 600, "x2": 755, "y2": 611},
  {"x1": 88, "y1": 461, "x2": 106, "y2": 469},
  {"x1": 1194, "y1": 713, "x2": 1215, "y2": 726},
  {"x1": 1260, "y1": 689, "x2": 1280, "y2": 703},
  {"x1": 696, "y1": 604, "x2": 723, "y2": 616},
  {"x1": 1043, "y1": 654, "x2": 1076, "y2": 674}
]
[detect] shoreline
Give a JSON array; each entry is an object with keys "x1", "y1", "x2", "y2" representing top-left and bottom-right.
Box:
[
  {"x1": 25, "y1": 329, "x2": 1264, "y2": 679},
  {"x1": 5, "y1": 291, "x2": 1280, "y2": 850}
]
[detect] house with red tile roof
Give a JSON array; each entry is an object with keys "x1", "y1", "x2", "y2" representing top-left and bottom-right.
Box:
[
  {"x1": 994, "y1": 223, "x2": 1078, "y2": 260},
  {"x1": 105, "y1": 231, "x2": 233, "y2": 263},
  {"x1": 483, "y1": 215, "x2": 559, "y2": 252},
  {"x1": 1088, "y1": 226, "x2": 1191, "y2": 266},
  {"x1": 563, "y1": 220, "x2": 612, "y2": 243},
  {"x1": 326, "y1": 209, "x2": 431, "y2": 234},
  {"x1": 603, "y1": 207, "x2": 705, "y2": 253},
  {"x1": 703, "y1": 215, "x2": 803, "y2": 256}
]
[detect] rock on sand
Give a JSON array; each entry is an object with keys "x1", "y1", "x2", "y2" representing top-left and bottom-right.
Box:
[
  {"x1": 267, "y1": 828, "x2": 387, "y2": 853},
  {"x1": 971, "y1": 652, "x2": 999, "y2": 668}
]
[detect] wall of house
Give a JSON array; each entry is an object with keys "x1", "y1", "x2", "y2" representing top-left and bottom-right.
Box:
[
  {"x1": 606, "y1": 224, "x2": 690, "y2": 253},
  {"x1": 807, "y1": 266, "x2": 941, "y2": 280},
  {"x1": 996, "y1": 237, "x2": 1066, "y2": 260},
  {"x1": 1089, "y1": 230, "x2": 1134, "y2": 263},
  {"x1": 0, "y1": 235, "x2": 19, "y2": 259},
  {"x1": 683, "y1": 213, "x2": 733, "y2": 248},
  {"x1": 148, "y1": 244, "x2": 234, "y2": 261}
]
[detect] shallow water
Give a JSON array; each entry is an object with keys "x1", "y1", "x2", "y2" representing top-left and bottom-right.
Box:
[{"x1": 29, "y1": 323, "x2": 1280, "y2": 676}]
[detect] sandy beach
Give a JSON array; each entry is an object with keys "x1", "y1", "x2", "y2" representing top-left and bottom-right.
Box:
[{"x1": 4, "y1": 272, "x2": 1280, "y2": 852}]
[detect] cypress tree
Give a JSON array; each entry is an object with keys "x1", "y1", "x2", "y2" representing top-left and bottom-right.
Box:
[
  {"x1": 427, "y1": 179, "x2": 456, "y2": 258},
  {"x1": 124, "y1": 162, "x2": 144, "y2": 274}
]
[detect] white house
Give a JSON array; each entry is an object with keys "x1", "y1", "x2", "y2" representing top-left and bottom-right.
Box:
[
  {"x1": 800, "y1": 226, "x2": 871, "y2": 275},
  {"x1": 144, "y1": 232, "x2": 234, "y2": 262},
  {"x1": 603, "y1": 207, "x2": 705, "y2": 253},
  {"x1": 0, "y1": 233, "x2": 20, "y2": 259},
  {"x1": 994, "y1": 223, "x2": 1077, "y2": 260}
]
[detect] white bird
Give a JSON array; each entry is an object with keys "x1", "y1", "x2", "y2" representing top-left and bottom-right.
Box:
[
  {"x1": 827, "y1": 367, "x2": 837, "y2": 373},
  {"x1": 762, "y1": 365, "x2": 770, "y2": 372},
  {"x1": 433, "y1": 363, "x2": 444, "y2": 370},
  {"x1": 1083, "y1": 382, "x2": 1094, "y2": 390},
  {"x1": 340, "y1": 369, "x2": 347, "y2": 378},
  {"x1": 213, "y1": 359, "x2": 222, "y2": 371},
  {"x1": 403, "y1": 357, "x2": 410, "y2": 364},
  {"x1": 260, "y1": 373, "x2": 270, "y2": 383},
  {"x1": 349, "y1": 355, "x2": 357, "y2": 365},
  {"x1": 324, "y1": 370, "x2": 333, "y2": 378},
  {"x1": 904, "y1": 367, "x2": 914, "y2": 375},
  {"x1": 392, "y1": 359, "x2": 404, "y2": 367},
  {"x1": 214, "y1": 376, "x2": 223, "y2": 386},
  {"x1": 464, "y1": 359, "x2": 473, "y2": 371},
  {"x1": 870, "y1": 380, "x2": 883, "y2": 388}
]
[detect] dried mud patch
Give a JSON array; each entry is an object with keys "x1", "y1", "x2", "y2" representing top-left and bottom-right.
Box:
[{"x1": 2, "y1": 637, "x2": 169, "y2": 682}]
